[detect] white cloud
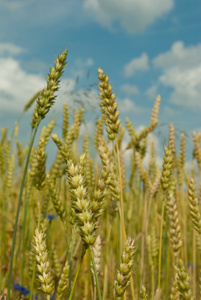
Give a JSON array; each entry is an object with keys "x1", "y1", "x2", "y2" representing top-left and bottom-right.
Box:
[
  {"x1": 75, "y1": 57, "x2": 94, "y2": 68},
  {"x1": 0, "y1": 57, "x2": 45, "y2": 114},
  {"x1": 153, "y1": 41, "x2": 201, "y2": 70},
  {"x1": 120, "y1": 84, "x2": 139, "y2": 95},
  {"x1": 83, "y1": 0, "x2": 174, "y2": 33},
  {"x1": 124, "y1": 53, "x2": 149, "y2": 77},
  {"x1": 0, "y1": 43, "x2": 25, "y2": 56},
  {"x1": 24, "y1": 60, "x2": 47, "y2": 73},
  {"x1": 163, "y1": 106, "x2": 181, "y2": 117},
  {"x1": 153, "y1": 42, "x2": 201, "y2": 110},
  {"x1": 160, "y1": 65, "x2": 201, "y2": 109},
  {"x1": 70, "y1": 57, "x2": 94, "y2": 78},
  {"x1": 118, "y1": 98, "x2": 143, "y2": 113},
  {"x1": 146, "y1": 85, "x2": 158, "y2": 99},
  {"x1": 79, "y1": 120, "x2": 95, "y2": 137}
]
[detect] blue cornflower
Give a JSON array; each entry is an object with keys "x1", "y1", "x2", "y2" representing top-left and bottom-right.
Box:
[
  {"x1": 13, "y1": 283, "x2": 39, "y2": 299},
  {"x1": 43, "y1": 213, "x2": 57, "y2": 220},
  {"x1": 13, "y1": 283, "x2": 30, "y2": 296}
]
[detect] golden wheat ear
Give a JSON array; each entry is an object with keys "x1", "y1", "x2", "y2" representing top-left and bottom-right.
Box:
[
  {"x1": 114, "y1": 237, "x2": 136, "y2": 299},
  {"x1": 32, "y1": 228, "x2": 55, "y2": 297}
]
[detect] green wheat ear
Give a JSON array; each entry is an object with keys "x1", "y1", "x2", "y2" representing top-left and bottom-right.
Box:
[
  {"x1": 31, "y1": 48, "x2": 68, "y2": 129},
  {"x1": 176, "y1": 259, "x2": 193, "y2": 300},
  {"x1": 57, "y1": 259, "x2": 70, "y2": 297},
  {"x1": 62, "y1": 102, "x2": 69, "y2": 140},
  {"x1": 167, "y1": 193, "x2": 183, "y2": 261},
  {"x1": 98, "y1": 68, "x2": 120, "y2": 140},
  {"x1": 161, "y1": 141, "x2": 173, "y2": 191},
  {"x1": 140, "y1": 285, "x2": 148, "y2": 299},
  {"x1": 188, "y1": 177, "x2": 201, "y2": 233},
  {"x1": 169, "y1": 275, "x2": 179, "y2": 300}
]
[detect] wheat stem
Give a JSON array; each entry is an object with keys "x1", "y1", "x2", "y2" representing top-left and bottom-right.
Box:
[
  {"x1": 158, "y1": 199, "x2": 165, "y2": 294},
  {"x1": 103, "y1": 221, "x2": 112, "y2": 300},
  {"x1": 116, "y1": 137, "x2": 126, "y2": 246},
  {"x1": 7, "y1": 128, "x2": 37, "y2": 300},
  {"x1": 68, "y1": 252, "x2": 84, "y2": 300}
]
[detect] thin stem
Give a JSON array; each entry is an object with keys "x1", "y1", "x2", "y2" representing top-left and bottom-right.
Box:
[
  {"x1": 90, "y1": 246, "x2": 102, "y2": 300},
  {"x1": 68, "y1": 226, "x2": 77, "y2": 298},
  {"x1": 158, "y1": 200, "x2": 165, "y2": 293},
  {"x1": 103, "y1": 218, "x2": 111, "y2": 300},
  {"x1": 115, "y1": 138, "x2": 126, "y2": 246},
  {"x1": 140, "y1": 185, "x2": 147, "y2": 286},
  {"x1": 118, "y1": 207, "x2": 121, "y2": 266},
  {"x1": 20, "y1": 192, "x2": 29, "y2": 283},
  {"x1": 7, "y1": 128, "x2": 37, "y2": 300},
  {"x1": 165, "y1": 241, "x2": 170, "y2": 298},
  {"x1": 130, "y1": 276, "x2": 135, "y2": 300},
  {"x1": 164, "y1": 215, "x2": 169, "y2": 300},
  {"x1": 192, "y1": 229, "x2": 196, "y2": 298},
  {"x1": 151, "y1": 267, "x2": 155, "y2": 300},
  {"x1": 68, "y1": 247, "x2": 85, "y2": 300}
]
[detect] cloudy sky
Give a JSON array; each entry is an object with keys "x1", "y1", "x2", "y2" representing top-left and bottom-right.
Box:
[{"x1": 0, "y1": 0, "x2": 201, "y2": 160}]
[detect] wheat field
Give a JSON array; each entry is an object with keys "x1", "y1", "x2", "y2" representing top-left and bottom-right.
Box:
[{"x1": 0, "y1": 48, "x2": 200, "y2": 300}]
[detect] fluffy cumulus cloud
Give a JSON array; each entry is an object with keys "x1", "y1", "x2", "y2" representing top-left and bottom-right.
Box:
[
  {"x1": 70, "y1": 57, "x2": 94, "y2": 78},
  {"x1": 146, "y1": 85, "x2": 158, "y2": 99},
  {"x1": 120, "y1": 84, "x2": 139, "y2": 95},
  {"x1": 0, "y1": 56, "x2": 45, "y2": 114},
  {"x1": 0, "y1": 42, "x2": 25, "y2": 56},
  {"x1": 79, "y1": 120, "x2": 95, "y2": 137},
  {"x1": 153, "y1": 41, "x2": 201, "y2": 110},
  {"x1": 83, "y1": 0, "x2": 174, "y2": 33},
  {"x1": 124, "y1": 53, "x2": 149, "y2": 77},
  {"x1": 153, "y1": 41, "x2": 201, "y2": 70},
  {"x1": 75, "y1": 57, "x2": 94, "y2": 68},
  {"x1": 118, "y1": 98, "x2": 143, "y2": 113}
]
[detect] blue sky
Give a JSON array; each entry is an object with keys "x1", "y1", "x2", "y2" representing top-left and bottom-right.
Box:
[{"x1": 0, "y1": 0, "x2": 201, "y2": 162}]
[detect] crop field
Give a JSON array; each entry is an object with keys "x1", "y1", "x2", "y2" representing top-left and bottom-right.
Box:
[{"x1": 0, "y1": 48, "x2": 200, "y2": 299}]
